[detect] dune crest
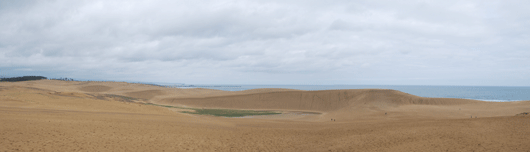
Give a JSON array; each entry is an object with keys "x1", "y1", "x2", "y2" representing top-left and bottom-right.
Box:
[
  {"x1": 79, "y1": 85, "x2": 112, "y2": 92},
  {"x1": 125, "y1": 90, "x2": 165, "y2": 100},
  {"x1": 159, "y1": 89, "x2": 480, "y2": 112}
]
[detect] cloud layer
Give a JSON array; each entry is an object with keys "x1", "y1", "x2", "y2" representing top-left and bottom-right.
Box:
[{"x1": 1, "y1": 0, "x2": 529, "y2": 85}]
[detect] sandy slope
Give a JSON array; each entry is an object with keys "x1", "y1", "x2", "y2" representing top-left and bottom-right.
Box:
[{"x1": 1, "y1": 80, "x2": 529, "y2": 151}]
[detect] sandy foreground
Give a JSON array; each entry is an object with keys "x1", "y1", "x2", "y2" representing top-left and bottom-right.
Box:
[{"x1": 1, "y1": 80, "x2": 529, "y2": 151}]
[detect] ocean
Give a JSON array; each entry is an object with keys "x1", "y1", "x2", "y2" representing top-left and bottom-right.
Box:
[{"x1": 172, "y1": 85, "x2": 530, "y2": 102}]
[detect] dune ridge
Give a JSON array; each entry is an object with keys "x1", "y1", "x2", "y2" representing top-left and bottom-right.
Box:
[
  {"x1": 79, "y1": 85, "x2": 112, "y2": 92},
  {"x1": 1, "y1": 80, "x2": 529, "y2": 151},
  {"x1": 160, "y1": 89, "x2": 481, "y2": 112}
]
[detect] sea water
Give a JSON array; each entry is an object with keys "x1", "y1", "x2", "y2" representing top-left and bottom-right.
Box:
[{"x1": 173, "y1": 85, "x2": 530, "y2": 102}]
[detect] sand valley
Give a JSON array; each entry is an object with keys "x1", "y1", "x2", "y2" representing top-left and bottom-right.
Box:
[{"x1": 1, "y1": 80, "x2": 529, "y2": 151}]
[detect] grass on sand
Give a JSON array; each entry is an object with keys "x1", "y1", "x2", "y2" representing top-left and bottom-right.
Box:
[{"x1": 144, "y1": 103, "x2": 281, "y2": 117}]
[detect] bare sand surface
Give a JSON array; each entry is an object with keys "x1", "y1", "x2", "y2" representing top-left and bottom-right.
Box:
[{"x1": 1, "y1": 80, "x2": 529, "y2": 151}]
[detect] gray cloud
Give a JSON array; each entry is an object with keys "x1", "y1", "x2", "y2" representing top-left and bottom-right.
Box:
[{"x1": 0, "y1": 0, "x2": 529, "y2": 85}]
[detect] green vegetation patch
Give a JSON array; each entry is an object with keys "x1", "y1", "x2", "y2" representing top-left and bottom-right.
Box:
[
  {"x1": 181, "y1": 109, "x2": 281, "y2": 117},
  {"x1": 144, "y1": 103, "x2": 281, "y2": 117}
]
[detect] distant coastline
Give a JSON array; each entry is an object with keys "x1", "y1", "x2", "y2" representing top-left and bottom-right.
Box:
[
  {"x1": 170, "y1": 84, "x2": 530, "y2": 102},
  {"x1": 174, "y1": 85, "x2": 242, "y2": 88},
  {"x1": 1, "y1": 76, "x2": 527, "y2": 102}
]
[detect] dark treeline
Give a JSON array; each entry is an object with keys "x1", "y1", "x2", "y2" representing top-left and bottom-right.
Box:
[
  {"x1": 0, "y1": 75, "x2": 177, "y2": 88},
  {"x1": 0, "y1": 76, "x2": 74, "y2": 82},
  {"x1": 0, "y1": 76, "x2": 47, "y2": 82}
]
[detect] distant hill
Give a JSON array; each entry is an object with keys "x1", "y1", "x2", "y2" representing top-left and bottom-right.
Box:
[
  {"x1": 160, "y1": 89, "x2": 481, "y2": 112},
  {"x1": 0, "y1": 76, "x2": 47, "y2": 82}
]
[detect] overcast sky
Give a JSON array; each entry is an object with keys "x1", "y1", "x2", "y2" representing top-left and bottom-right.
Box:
[{"x1": 1, "y1": 0, "x2": 529, "y2": 86}]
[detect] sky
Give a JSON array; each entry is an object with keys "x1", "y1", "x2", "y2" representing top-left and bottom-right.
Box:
[{"x1": 0, "y1": 0, "x2": 529, "y2": 86}]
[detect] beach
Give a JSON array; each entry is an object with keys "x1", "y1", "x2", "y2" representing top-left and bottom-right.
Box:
[{"x1": 1, "y1": 80, "x2": 529, "y2": 151}]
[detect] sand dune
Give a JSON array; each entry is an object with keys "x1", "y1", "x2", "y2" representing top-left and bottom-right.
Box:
[
  {"x1": 160, "y1": 89, "x2": 526, "y2": 121},
  {"x1": 161, "y1": 89, "x2": 481, "y2": 111},
  {"x1": 1, "y1": 80, "x2": 529, "y2": 151},
  {"x1": 125, "y1": 90, "x2": 165, "y2": 100},
  {"x1": 79, "y1": 85, "x2": 112, "y2": 92}
]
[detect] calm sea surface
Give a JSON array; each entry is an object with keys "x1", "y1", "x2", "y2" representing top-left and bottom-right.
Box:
[{"x1": 173, "y1": 85, "x2": 530, "y2": 102}]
